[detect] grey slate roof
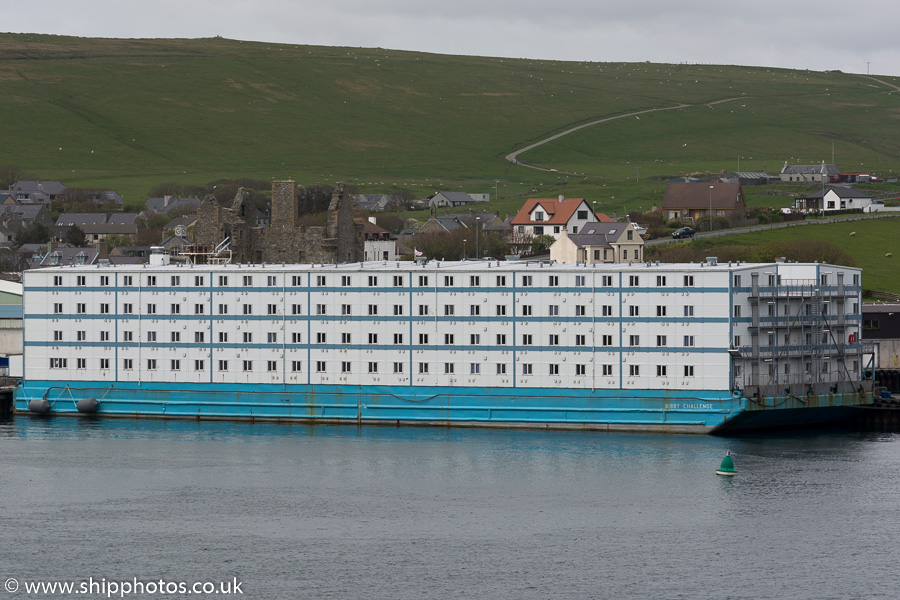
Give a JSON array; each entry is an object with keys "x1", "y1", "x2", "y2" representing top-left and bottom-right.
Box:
[
  {"x1": 55, "y1": 213, "x2": 138, "y2": 226},
  {"x1": 0, "y1": 204, "x2": 47, "y2": 221},
  {"x1": 567, "y1": 223, "x2": 630, "y2": 248},
  {"x1": 145, "y1": 196, "x2": 202, "y2": 213},
  {"x1": 10, "y1": 180, "x2": 67, "y2": 196},
  {"x1": 781, "y1": 163, "x2": 841, "y2": 176},
  {"x1": 797, "y1": 186, "x2": 872, "y2": 200}
]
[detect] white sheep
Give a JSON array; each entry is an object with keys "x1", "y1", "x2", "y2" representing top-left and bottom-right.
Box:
[{"x1": 849, "y1": 231, "x2": 856, "y2": 237}]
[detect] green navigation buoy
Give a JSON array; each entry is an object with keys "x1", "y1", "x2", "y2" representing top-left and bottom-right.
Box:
[{"x1": 716, "y1": 451, "x2": 737, "y2": 476}]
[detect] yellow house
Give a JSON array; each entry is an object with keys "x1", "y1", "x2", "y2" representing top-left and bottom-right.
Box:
[{"x1": 550, "y1": 222, "x2": 644, "y2": 264}]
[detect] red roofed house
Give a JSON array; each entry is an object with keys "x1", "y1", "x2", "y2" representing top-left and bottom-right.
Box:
[{"x1": 511, "y1": 195, "x2": 613, "y2": 243}]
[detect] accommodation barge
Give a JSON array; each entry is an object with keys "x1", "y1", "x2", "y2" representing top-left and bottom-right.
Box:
[{"x1": 15, "y1": 253, "x2": 873, "y2": 433}]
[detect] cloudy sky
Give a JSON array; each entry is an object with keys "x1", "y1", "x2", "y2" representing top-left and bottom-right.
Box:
[{"x1": 7, "y1": 0, "x2": 900, "y2": 77}]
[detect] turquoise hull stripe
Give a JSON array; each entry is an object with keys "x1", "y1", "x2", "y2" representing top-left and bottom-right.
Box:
[{"x1": 15, "y1": 380, "x2": 741, "y2": 430}]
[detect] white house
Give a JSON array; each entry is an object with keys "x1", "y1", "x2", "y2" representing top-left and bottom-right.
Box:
[{"x1": 510, "y1": 196, "x2": 613, "y2": 241}]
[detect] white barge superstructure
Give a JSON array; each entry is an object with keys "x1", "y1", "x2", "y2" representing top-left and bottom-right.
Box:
[{"x1": 15, "y1": 253, "x2": 873, "y2": 433}]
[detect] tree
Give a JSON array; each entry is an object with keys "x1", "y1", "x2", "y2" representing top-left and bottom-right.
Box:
[
  {"x1": 14, "y1": 222, "x2": 51, "y2": 245},
  {"x1": 64, "y1": 225, "x2": 87, "y2": 247},
  {"x1": 0, "y1": 165, "x2": 21, "y2": 189},
  {"x1": 103, "y1": 234, "x2": 133, "y2": 252},
  {"x1": 530, "y1": 234, "x2": 556, "y2": 254}
]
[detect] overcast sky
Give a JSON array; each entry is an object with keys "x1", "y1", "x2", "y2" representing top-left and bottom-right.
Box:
[{"x1": 6, "y1": 1, "x2": 900, "y2": 77}]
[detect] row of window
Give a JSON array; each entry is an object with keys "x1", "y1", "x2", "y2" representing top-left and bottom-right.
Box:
[
  {"x1": 53, "y1": 272, "x2": 864, "y2": 293},
  {"x1": 48, "y1": 329, "x2": 699, "y2": 348},
  {"x1": 50, "y1": 271, "x2": 756, "y2": 290},
  {"x1": 48, "y1": 357, "x2": 701, "y2": 377},
  {"x1": 50, "y1": 300, "x2": 706, "y2": 319}
]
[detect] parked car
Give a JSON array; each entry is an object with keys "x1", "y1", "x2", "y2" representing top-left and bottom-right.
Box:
[{"x1": 672, "y1": 227, "x2": 695, "y2": 239}]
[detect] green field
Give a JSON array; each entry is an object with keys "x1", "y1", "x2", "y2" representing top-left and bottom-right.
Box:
[
  {"x1": 660, "y1": 217, "x2": 900, "y2": 294},
  {"x1": 2, "y1": 33, "x2": 900, "y2": 218}
]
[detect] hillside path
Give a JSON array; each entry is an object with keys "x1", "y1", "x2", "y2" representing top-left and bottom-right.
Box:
[{"x1": 504, "y1": 98, "x2": 744, "y2": 171}]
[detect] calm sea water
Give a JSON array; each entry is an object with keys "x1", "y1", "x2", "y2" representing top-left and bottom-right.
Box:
[{"x1": 1, "y1": 416, "x2": 898, "y2": 600}]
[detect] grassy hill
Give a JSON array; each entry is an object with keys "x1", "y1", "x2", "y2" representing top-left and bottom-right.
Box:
[
  {"x1": 2, "y1": 33, "x2": 900, "y2": 218},
  {"x1": 654, "y1": 216, "x2": 900, "y2": 294}
]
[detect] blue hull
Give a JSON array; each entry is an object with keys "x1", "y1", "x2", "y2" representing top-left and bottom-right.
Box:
[
  {"x1": 16, "y1": 380, "x2": 745, "y2": 433},
  {"x1": 13, "y1": 380, "x2": 872, "y2": 433}
]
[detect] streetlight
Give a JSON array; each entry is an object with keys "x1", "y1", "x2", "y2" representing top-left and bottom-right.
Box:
[
  {"x1": 475, "y1": 216, "x2": 481, "y2": 259},
  {"x1": 463, "y1": 238, "x2": 467, "y2": 259},
  {"x1": 709, "y1": 185, "x2": 714, "y2": 231}
]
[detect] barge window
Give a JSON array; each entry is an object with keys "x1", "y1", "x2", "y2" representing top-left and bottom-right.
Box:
[
  {"x1": 684, "y1": 365, "x2": 694, "y2": 377},
  {"x1": 268, "y1": 361, "x2": 277, "y2": 372},
  {"x1": 244, "y1": 332, "x2": 253, "y2": 343},
  {"x1": 123, "y1": 359, "x2": 132, "y2": 370},
  {"x1": 522, "y1": 364, "x2": 532, "y2": 375},
  {"x1": 549, "y1": 364, "x2": 559, "y2": 375},
  {"x1": 629, "y1": 365, "x2": 639, "y2": 376},
  {"x1": 195, "y1": 360, "x2": 205, "y2": 371},
  {"x1": 576, "y1": 364, "x2": 586, "y2": 376},
  {"x1": 291, "y1": 361, "x2": 302, "y2": 372},
  {"x1": 496, "y1": 364, "x2": 506, "y2": 375},
  {"x1": 171, "y1": 360, "x2": 180, "y2": 371},
  {"x1": 603, "y1": 365, "x2": 613, "y2": 376},
  {"x1": 657, "y1": 365, "x2": 667, "y2": 376},
  {"x1": 394, "y1": 362, "x2": 403, "y2": 373}
]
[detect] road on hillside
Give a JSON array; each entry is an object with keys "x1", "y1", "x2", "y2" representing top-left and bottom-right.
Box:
[
  {"x1": 645, "y1": 212, "x2": 899, "y2": 246},
  {"x1": 507, "y1": 75, "x2": 898, "y2": 174},
  {"x1": 505, "y1": 98, "x2": 746, "y2": 172}
]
